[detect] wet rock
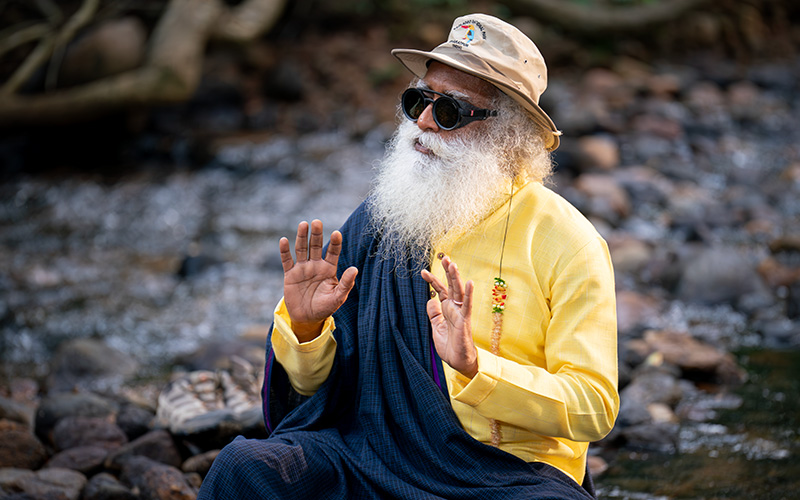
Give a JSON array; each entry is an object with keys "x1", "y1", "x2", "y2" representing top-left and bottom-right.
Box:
[
  {"x1": 576, "y1": 135, "x2": 620, "y2": 171},
  {"x1": 44, "y1": 445, "x2": 108, "y2": 475},
  {"x1": 53, "y1": 416, "x2": 128, "y2": 452},
  {"x1": 676, "y1": 247, "x2": 763, "y2": 305},
  {"x1": 59, "y1": 17, "x2": 147, "y2": 87},
  {"x1": 619, "y1": 362, "x2": 683, "y2": 414},
  {"x1": 632, "y1": 330, "x2": 746, "y2": 385},
  {"x1": 120, "y1": 456, "x2": 197, "y2": 500},
  {"x1": 0, "y1": 420, "x2": 48, "y2": 470},
  {"x1": 621, "y1": 422, "x2": 680, "y2": 453},
  {"x1": 46, "y1": 338, "x2": 139, "y2": 394},
  {"x1": 83, "y1": 472, "x2": 137, "y2": 500},
  {"x1": 35, "y1": 393, "x2": 119, "y2": 446},
  {"x1": 181, "y1": 449, "x2": 220, "y2": 476},
  {"x1": 105, "y1": 430, "x2": 183, "y2": 471},
  {"x1": 116, "y1": 403, "x2": 155, "y2": 441}
]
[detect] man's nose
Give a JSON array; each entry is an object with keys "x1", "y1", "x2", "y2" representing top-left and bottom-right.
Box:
[{"x1": 416, "y1": 102, "x2": 440, "y2": 132}]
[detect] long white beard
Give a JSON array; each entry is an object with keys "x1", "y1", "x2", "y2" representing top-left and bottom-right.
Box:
[{"x1": 368, "y1": 120, "x2": 514, "y2": 262}]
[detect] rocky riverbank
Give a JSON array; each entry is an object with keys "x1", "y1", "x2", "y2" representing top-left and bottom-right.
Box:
[{"x1": 2, "y1": 31, "x2": 800, "y2": 500}]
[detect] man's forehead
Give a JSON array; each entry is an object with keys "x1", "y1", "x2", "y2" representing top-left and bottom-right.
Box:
[{"x1": 421, "y1": 62, "x2": 497, "y2": 100}]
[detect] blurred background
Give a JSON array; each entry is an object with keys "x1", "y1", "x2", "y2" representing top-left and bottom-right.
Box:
[{"x1": 0, "y1": 0, "x2": 798, "y2": 498}]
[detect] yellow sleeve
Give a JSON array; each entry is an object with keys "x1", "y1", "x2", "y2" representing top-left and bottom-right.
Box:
[
  {"x1": 271, "y1": 298, "x2": 337, "y2": 396},
  {"x1": 449, "y1": 237, "x2": 619, "y2": 442}
]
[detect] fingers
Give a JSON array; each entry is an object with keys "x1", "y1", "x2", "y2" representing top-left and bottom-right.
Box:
[
  {"x1": 443, "y1": 257, "x2": 466, "y2": 305},
  {"x1": 309, "y1": 219, "x2": 324, "y2": 260},
  {"x1": 336, "y1": 266, "x2": 359, "y2": 300},
  {"x1": 294, "y1": 221, "x2": 309, "y2": 262},
  {"x1": 324, "y1": 230, "x2": 344, "y2": 267},
  {"x1": 421, "y1": 269, "x2": 448, "y2": 300},
  {"x1": 279, "y1": 236, "x2": 294, "y2": 273}
]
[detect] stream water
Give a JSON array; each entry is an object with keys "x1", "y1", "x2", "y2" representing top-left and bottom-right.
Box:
[{"x1": 597, "y1": 348, "x2": 799, "y2": 499}]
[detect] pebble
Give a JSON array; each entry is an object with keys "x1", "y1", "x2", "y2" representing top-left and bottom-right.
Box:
[{"x1": 0, "y1": 419, "x2": 47, "y2": 470}]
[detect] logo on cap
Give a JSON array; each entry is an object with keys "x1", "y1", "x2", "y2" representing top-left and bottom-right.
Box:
[{"x1": 450, "y1": 19, "x2": 486, "y2": 48}]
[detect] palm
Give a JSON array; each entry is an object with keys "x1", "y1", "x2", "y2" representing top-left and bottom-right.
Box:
[
  {"x1": 280, "y1": 220, "x2": 357, "y2": 341},
  {"x1": 421, "y1": 257, "x2": 478, "y2": 378},
  {"x1": 283, "y1": 257, "x2": 343, "y2": 325}
]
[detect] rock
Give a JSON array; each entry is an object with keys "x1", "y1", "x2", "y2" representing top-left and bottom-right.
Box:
[
  {"x1": 587, "y1": 455, "x2": 608, "y2": 478},
  {"x1": 59, "y1": 17, "x2": 147, "y2": 87},
  {"x1": 647, "y1": 402, "x2": 678, "y2": 424},
  {"x1": 181, "y1": 450, "x2": 220, "y2": 476},
  {"x1": 53, "y1": 416, "x2": 128, "y2": 452},
  {"x1": 0, "y1": 396, "x2": 34, "y2": 427},
  {"x1": 45, "y1": 338, "x2": 139, "y2": 394},
  {"x1": 573, "y1": 173, "x2": 631, "y2": 223},
  {"x1": 0, "y1": 468, "x2": 35, "y2": 492},
  {"x1": 44, "y1": 446, "x2": 108, "y2": 475},
  {"x1": 620, "y1": 362, "x2": 683, "y2": 409},
  {"x1": 105, "y1": 430, "x2": 183, "y2": 471},
  {"x1": 620, "y1": 422, "x2": 679, "y2": 453},
  {"x1": 0, "y1": 419, "x2": 48, "y2": 470},
  {"x1": 120, "y1": 456, "x2": 197, "y2": 500},
  {"x1": 615, "y1": 290, "x2": 663, "y2": 338},
  {"x1": 676, "y1": 247, "x2": 763, "y2": 305},
  {"x1": 576, "y1": 135, "x2": 620, "y2": 171},
  {"x1": 637, "y1": 330, "x2": 746, "y2": 385},
  {"x1": 608, "y1": 237, "x2": 653, "y2": 277},
  {"x1": 757, "y1": 256, "x2": 800, "y2": 289},
  {"x1": 116, "y1": 403, "x2": 155, "y2": 441},
  {"x1": 4, "y1": 468, "x2": 87, "y2": 500},
  {"x1": 83, "y1": 472, "x2": 138, "y2": 500},
  {"x1": 35, "y1": 393, "x2": 119, "y2": 446}
]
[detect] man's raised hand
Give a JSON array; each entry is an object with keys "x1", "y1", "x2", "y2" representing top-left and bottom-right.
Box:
[
  {"x1": 280, "y1": 219, "x2": 357, "y2": 343},
  {"x1": 420, "y1": 256, "x2": 478, "y2": 379}
]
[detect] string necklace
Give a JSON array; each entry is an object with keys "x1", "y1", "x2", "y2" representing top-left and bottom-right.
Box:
[{"x1": 488, "y1": 176, "x2": 514, "y2": 447}]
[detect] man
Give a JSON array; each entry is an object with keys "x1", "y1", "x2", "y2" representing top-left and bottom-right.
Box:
[{"x1": 199, "y1": 13, "x2": 618, "y2": 499}]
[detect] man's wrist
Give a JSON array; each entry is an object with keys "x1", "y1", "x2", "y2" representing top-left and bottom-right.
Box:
[{"x1": 292, "y1": 320, "x2": 325, "y2": 343}]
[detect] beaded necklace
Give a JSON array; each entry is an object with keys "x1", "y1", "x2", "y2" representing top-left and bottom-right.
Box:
[{"x1": 488, "y1": 178, "x2": 514, "y2": 447}]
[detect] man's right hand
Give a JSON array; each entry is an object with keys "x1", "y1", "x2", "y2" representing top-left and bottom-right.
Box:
[{"x1": 279, "y1": 219, "x2": 358, "y2": 343}]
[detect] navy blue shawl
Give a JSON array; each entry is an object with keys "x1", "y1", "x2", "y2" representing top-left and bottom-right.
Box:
[{"x1": 200, "y1": 201, "x2": 592, "y2": 499}]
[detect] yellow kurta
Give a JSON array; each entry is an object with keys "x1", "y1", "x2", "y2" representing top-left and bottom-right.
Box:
[{"x1": 272, "y1": 179, "x2": 619, "y2": 485}]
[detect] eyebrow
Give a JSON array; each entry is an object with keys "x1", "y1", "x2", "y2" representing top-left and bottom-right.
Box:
[{"x1": 415, "y1": 82, "x2": 472, "y2": 102}]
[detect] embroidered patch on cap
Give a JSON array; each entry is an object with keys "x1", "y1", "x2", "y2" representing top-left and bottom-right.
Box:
[{"x1": 449, "y1": 19, "x2": 486, "y2": 48}]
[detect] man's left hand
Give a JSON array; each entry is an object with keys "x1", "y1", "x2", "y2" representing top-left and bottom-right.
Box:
[{"x1": 421, "y1": 256, "x2": 478, "y2": 379}]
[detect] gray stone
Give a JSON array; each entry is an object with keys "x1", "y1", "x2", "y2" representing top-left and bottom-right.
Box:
[
  {"x1": 35, "y1": 393, "x2": 119, "y2": 446},
  {"x1": 45, "y1": 338, "x2": 139, "y2": 394},
  {"x1": 53, "y1": 416, "x2": 128, "y2": 452},
  {"x1": 44, "y1": 446, "x2": 108, "y2": 475},
  {"x1": 83, "y1": 472, "x2": 138, "y2": 500},
  {"x1": 105, "y1": 430, "x2": 182, "y2": 471}
]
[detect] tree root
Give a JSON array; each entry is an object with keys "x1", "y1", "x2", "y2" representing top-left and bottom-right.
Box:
[{"x1": 0, "y1": 0, "x2": 286, "y2": 127}]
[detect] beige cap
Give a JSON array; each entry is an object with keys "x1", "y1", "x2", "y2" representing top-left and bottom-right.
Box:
[{"x1": 392, "y1": 13, "x2": 561, "y2": 151}]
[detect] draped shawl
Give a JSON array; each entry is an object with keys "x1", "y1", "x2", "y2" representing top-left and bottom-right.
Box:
[{"x1": 199, "y1": 201, "x2": 593, "y2": 499}]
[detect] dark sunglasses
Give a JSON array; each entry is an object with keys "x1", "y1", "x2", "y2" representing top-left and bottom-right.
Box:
[{"x1": 401, "y1": 88, "x2": 498, "y2": 131}]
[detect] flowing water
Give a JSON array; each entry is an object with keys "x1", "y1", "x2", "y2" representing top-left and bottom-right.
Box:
[{"x1": 598, "y1": 349, "x2": 799, "y2": 499}]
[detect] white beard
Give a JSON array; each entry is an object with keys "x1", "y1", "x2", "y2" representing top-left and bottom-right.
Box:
[{"x1": 368, "y1": 120, "x2": 514, "y2": 262}]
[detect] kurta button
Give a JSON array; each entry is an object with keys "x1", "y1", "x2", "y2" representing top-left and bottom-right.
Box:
[
  {"x1": 430, "y1": 290, "x2": 436, "y2": 298},
  {"x1": 436, "y1": 252, "x2": 445, "y2": 260}
]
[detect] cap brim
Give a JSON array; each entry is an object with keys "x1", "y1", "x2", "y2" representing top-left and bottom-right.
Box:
[{"x1": 392, "y1": 48, "x2": 561, "y2": 151}]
